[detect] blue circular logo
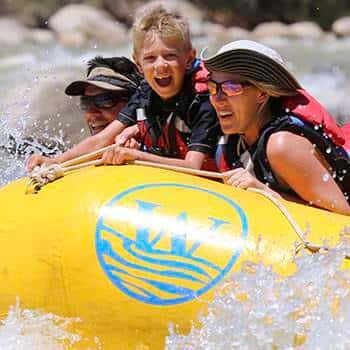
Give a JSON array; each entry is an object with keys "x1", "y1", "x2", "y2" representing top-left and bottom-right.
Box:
[{"x1": 96, "y1": 183, "x2": 248, "y2": 305}]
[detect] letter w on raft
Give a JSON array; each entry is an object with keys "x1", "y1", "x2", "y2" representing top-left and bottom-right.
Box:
[{"x1": 134, "y1": 200, "x2": 230, "y2": 257}]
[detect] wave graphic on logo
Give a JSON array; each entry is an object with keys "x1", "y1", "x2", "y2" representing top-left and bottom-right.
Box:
[{"x1": 95, "y1": 183, "x2": 248, "y2": 305}]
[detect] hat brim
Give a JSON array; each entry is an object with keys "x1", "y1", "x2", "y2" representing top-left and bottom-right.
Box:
[
  {"x1": 202, "y1": 49, "x2": 301, "y2": 91},
  {"x1": 65, "y1": 80, "x2": 127, "y2": 96}
]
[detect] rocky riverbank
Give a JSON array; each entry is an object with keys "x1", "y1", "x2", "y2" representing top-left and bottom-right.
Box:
[{"x1": 1, "y1": 0, "x2": 350, "y2": 50}]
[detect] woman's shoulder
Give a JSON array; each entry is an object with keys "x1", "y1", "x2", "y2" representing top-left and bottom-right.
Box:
[{"x1": 266, "y1": 130, "x2": 313, "y2": 162}]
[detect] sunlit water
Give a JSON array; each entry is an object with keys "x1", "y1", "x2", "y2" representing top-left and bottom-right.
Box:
[
  {"x1": 166, "y1": 243, "x2": 350, "y2": 350},
  {"x1": 0, "y1": 300, "x2": 83, "y2": 349},
  {"x1": 0, "y1": 38, "x2": 350, "y2": 349}
]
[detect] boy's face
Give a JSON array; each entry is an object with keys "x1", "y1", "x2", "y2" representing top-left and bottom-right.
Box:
[{"x1": 134, "y1": 33, "x2": 195, "y2": 100}]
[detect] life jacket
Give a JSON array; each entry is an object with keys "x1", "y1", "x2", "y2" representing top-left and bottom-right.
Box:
[
  {"x1": 216, "y1": 114, "x2": 350, "y2": 201},
  {"x1": 134, "y1": 60, "x2": 217, "y2": 171},
  {"x1": 281, "y1": 89, "x2": 350, "y2": 151},
  {"x1": 192, "y1": 60, "x2": 209, "y2": 93},
  {"x1": 136, "y1": 106, "x2": 191, "y2": 160}
]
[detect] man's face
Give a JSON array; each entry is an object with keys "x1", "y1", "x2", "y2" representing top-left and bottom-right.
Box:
[
  {"x1": 134, "y1": 33, "x2": 195, "y2": 100},
  {"x1": 83, "y1": 85, "x2": 128, "y2": 135}
]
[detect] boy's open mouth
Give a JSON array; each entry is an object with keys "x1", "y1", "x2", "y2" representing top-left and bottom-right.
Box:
[{"x1": 155, "y1": 77, "x2": 172, "y2": 87}]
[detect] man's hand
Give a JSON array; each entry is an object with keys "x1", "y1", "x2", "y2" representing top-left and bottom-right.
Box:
[{"x1": 26, "y1": 154, "x2": 57, "y2": 172}]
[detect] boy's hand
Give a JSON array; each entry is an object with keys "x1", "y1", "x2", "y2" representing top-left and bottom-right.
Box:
[
  {"x1": 115, "y1": 125, "x2": 140, "y2": 146},
  {"x1": 124, "y1": 138, "x2": 141, "y2": 150},
  {"x1": 102, "y1": 146, "x2": 139, "y2": 165},
  {"x1": 26, "y1": 154, "x2": 56, "y2": 172}
]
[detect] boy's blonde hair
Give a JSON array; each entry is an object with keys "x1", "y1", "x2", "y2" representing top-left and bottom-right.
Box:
[{"x1": 132, "y1": 2, "x2": 192, "y2": 55}]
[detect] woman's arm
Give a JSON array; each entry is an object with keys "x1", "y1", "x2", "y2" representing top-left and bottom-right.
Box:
[{"x1": 266, "y1": 131, "x2": 350, "y2": 215}]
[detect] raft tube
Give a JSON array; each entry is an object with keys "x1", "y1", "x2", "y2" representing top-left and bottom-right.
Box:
[{"x1": 0, "y1": 165, "x2": 349, "y2": 349}]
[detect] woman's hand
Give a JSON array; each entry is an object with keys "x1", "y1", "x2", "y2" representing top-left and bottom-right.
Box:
[
  {"x1": 223, "y1": 167, "x2": 265, "y2": 190},
  {"x1": 102, "y1": 146, "x2": 139, "y2": 165},
  {"x1": 222, "y1": 167, "x2": 282, "y2": 198}
]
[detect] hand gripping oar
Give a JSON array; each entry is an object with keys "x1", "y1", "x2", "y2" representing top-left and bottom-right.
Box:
[{"x1": 26, "y1": 144, "x2": 117, "y2": 194}]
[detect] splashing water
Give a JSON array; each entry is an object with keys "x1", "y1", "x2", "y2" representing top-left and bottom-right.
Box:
[
  {"x1": 0, "y1": 300, "x2": 88, "y2": 350},
  {"x1": 166, "y1": 245, "x2": 350, "y2": 350}
]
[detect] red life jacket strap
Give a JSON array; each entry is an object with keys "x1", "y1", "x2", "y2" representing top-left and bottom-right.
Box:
[
  {"x1": 342, "y1": 123, "x2": 350, "y2": 151},
  {"x1": 281, "y1": 89, "x2": 346, "y2": 147},
  {"x1": 193, "y1": 62, "x2": 209, "y2": 94}
]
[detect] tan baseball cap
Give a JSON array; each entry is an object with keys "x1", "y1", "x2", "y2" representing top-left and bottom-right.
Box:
[{"x1": 65, "y1": 66, "x2": 138, "y2": 96}]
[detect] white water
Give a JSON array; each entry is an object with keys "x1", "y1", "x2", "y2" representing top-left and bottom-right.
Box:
[
  {"x1": 0, "y1": 300, "x2": 84, "y2": 349},
  {"x1": 166, "y1": 242, "x2": 350, "y2": 349},
  {"x1": 0, "y1": 38, "x2": 350, "y2": 349}
]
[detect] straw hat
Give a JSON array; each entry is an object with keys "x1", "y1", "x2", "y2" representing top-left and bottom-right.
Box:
[{"x1": 201, "y1": 40, "x2": 301, "y2": 91}]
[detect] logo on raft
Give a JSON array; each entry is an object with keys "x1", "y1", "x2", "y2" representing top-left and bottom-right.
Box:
[{"x1": 95, "y1": 183, "x2": 248, "y2": 305}]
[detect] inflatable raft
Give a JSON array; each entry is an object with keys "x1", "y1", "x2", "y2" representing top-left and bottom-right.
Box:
[{"x1": 0, "y1": 165, "x2": 349, "y2": 349}]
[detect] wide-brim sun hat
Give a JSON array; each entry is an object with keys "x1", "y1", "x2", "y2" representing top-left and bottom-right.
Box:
[
  {"x1": 201, "y1": 40, "x2": 302, "y2": 91},
  {"x1": 65, "y1": 66, "x2": 138, "y2": 96}
]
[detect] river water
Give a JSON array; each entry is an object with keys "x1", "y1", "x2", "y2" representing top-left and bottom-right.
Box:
[{"x1": 0, "y1": 37, "x2": 350, "y2": 349}]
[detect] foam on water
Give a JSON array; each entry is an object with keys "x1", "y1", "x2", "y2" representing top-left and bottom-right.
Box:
[
  {"x1": 166, "y1": 243, "x2": 350, "y2": 350},
  {"x1": 0, "y1": 300, "x2": 84, "y2": 350}
]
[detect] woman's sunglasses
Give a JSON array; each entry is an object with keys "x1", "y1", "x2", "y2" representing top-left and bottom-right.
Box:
[
  {"x1": 80, "y1": 92, "x2": 129, "y2": 111},
  {"x1": 208, "y1": 80, "x2": 250, "y2": 97}
]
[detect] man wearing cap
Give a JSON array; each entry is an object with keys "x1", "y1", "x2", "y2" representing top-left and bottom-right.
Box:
[
  {"x1": 202, "y1": 39, "x2": 350, "y2": 215},
  {"x1": 27, "y1": 56, "x2": 141, "y2": 170}
]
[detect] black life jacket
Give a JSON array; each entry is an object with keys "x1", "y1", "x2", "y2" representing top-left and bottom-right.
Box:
[
  {"x1": 216, "y1": 114, "x2": 350, "y2": 201},
  {"x1": 135, "y1": 60, "x2": 211, "y2": 159}
]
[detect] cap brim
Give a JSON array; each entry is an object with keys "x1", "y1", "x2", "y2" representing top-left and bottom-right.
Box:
[
  {"x1": 65, "y1": 80, "x2": 127, "y2": 96},
  {"x1": 202, "y1": 48, "x2": 301, "y2": 91}
]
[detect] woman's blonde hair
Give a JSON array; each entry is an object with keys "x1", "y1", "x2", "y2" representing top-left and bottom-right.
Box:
[
  {"x1": 132, "y1": 2, "x2": 192, "y2": 55},
  {"x1": 246, "y1": 79, "x2": 297, "y2": 98}
]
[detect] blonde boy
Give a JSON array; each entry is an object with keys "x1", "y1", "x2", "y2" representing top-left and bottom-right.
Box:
[{"x1": 27, "y1": 3, "x2": 219, "y2": 171}]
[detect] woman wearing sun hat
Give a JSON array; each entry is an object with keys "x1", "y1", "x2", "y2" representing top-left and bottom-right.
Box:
[{"x1": 201, "y1": 40, "x2": 350, "y2": 215}]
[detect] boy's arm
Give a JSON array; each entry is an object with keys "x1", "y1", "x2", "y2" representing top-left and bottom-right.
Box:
[
  {"x1": 102, "y1": 96, "x2": 219, "y2": 169},
  {"x1": 26, "y1": 120, "x2": 126, "y2": 171},
  {"x1": 102, "y1": 147, "x2": 206, "y2": 169}
]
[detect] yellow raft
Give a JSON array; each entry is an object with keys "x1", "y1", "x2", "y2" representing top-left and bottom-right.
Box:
[{"x1": 0, "y1": 165, "x2": 349, "y2": 349}]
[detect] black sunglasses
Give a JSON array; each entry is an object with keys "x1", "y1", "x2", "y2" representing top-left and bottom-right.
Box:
[{"x1": 80, "y1": 92, "x2": 129, "y2": 111}]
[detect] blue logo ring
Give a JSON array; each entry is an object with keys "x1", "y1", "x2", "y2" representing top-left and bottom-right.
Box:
[{"x1": 96, "y1": 183, "x2": 248, "y2": 305}]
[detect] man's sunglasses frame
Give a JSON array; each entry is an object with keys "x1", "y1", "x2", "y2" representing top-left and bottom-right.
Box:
[{"x1": 80, "y1": 92, "x2": 129, "y2": 111}]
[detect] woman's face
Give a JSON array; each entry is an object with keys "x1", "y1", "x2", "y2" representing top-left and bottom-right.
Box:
[{"x1": 209, "y1": 71, "x2": 263, "y2": 135}]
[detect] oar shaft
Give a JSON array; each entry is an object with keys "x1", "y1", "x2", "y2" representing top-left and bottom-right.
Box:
[
  {"x1": 133, "y1": 160, "x2": 224, "y2": 179},
  {"x1": 63, "y1": 159, "x2": 103, "y2": 172},
  {"x1": 62, "y1": 158, "x2": 223, "y2": 180},
  {"x1": 61, "y1": 144, "x2": 116, "y2": 168}
]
